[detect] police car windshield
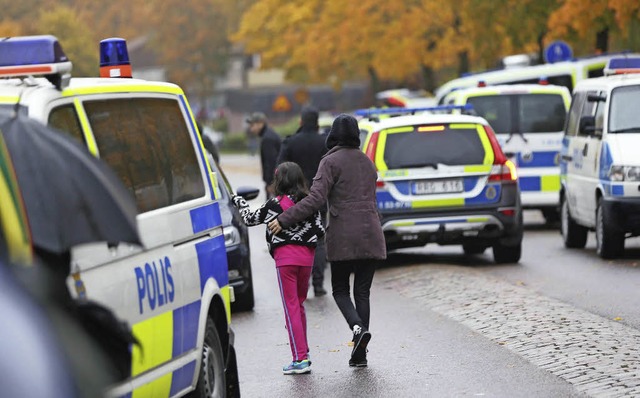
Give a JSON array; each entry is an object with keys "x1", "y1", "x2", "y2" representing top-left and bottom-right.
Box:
[
  {"x1": 467, "y1": 94, "x2": 566, "y2": 134},
  {"x1": 383, "y1": 125, "x2": 485, "y2": 169},
  {"x1": 609, "y1": 85, "x2": 640, "y2": 134}
]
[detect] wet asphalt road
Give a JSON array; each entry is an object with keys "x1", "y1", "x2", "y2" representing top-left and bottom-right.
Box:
[{"x1": 220, "y1": 153, "x2": 640, "y2": 398}]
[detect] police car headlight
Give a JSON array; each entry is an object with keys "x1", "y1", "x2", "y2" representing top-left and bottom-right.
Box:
[
  {"x1": 223, "y1": 225, "x2": 241, "y2": 247},
  {"x1": 609, "y1": 166, "x2": 640, "y2": 182},
  {"x1": 626, "y1": 166, "x2": 640, "y2": 181},
  {"x1": 609, "y1": 166, "x2": 626, "y2": 181}
]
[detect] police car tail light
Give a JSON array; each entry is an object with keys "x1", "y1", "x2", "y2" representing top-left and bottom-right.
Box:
[
  {"x1": 100, "y1": 38, "x2": 132, "y2": 78},
  {"x1": 386, "y1": 97, "x2": 406, "y2": 107},
  {"x1": 364, "y1": 132, "x2": 386, "y2": 188},
  {"x1": 538, "y1": 76, "x2": 549, "y2": 85},
  {"x1": 484, "y1": 125, "x2": 517, "y2": 182},
  {"x1": 0, "y1": 35, "x2": 72, "y2": 89},
  {"x1": 604, "y1": 57, "x2": 640, "y2": 76},
  {"x1": 609, "y1": 165, "x2": 640, "y2": 182},
  {"x1": 365, "y1": 132, "x2": 380, "y2": 163},
  {"x1": 477, "y1": 80, "x2": 487, "y2": 87}
]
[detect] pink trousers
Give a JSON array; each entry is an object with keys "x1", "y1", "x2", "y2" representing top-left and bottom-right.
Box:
[{"x1": 276, "y1": 265, "x2": 312, "y2": 361}]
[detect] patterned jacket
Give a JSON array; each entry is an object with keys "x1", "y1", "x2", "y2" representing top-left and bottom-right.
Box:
[{"x1": 232, "y1": 194, "x2": 325, "y2": 256}]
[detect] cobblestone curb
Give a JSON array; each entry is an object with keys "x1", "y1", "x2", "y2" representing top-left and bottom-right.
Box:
[{"x1": 382, "y1": 266, "x2": 640, "y2": 397}]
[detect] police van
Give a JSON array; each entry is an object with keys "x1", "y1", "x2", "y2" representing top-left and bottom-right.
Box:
[
  {"x1": 0, "y1": 36, "x2": 239, "y2": 397},
  {"x1": 443, "y1": 83, "x2": 571, "y2": 222},
  {"x1": 560, "y1": 57, "x2": 640, "y2": 259},
  {"x1": 434, "y1": 52, "x2": 634, "y2": 104}
]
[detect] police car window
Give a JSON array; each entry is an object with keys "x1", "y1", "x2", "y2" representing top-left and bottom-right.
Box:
[
  {"x1": 518, "y1": 94, "x2": 566, "y2": 133},
  {"x1": 587, "y1": 67, "x2": 604, "y2": 79},
  {"x1": 48, "y1": 105, "x2": 85, "y2": 145},
  {"x1": 609, "y1": 85, "x2": 640, "y2": 133},
  {"x1": 594, "y1": 92, "x2": 605, "y2": 136},
  {"x1": 84, "y1": 98, "x2": 205, "y2": 213},
  {"x1": 466, "y1": 96, "x2": 512, "y2": 134},
  {"x1": 503, "y1": 75, "x2": 573, "y2": 91},
  {"x1": 566, "y1": 92, "x2": 585, "y2": 137},
  {"x1": 577, "y1": 91, "x2": 597, "y2": 137},
  {"x1": 383, "y1": 126, "x2": 485, "y2": 169}
]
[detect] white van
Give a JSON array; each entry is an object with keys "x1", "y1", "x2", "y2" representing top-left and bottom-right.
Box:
[
  {"x1": 443, "y1": 83, "x2": 571, "y2": 222},
  {"x1": 560, "y1": 57, "x2": 640, "y2": 259},
  {"x1": 0, "y1": 36, "x2": 239, "y2": 397},
  {"x1": 434, "y1": 53, "x2": 635, "y2": 104}
]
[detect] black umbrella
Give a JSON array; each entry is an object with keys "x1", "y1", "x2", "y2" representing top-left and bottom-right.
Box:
[{"x1": 0, "y1": 110, "x2": 140, "y2": 253}]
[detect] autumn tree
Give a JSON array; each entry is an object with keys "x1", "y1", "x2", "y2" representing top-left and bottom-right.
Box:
[
  {"x1": 548, "y1": 0, "x2": 640, "y2": 53},
  {"x1": 36, "y1": 6, "x2": 98, "y2": 77}
]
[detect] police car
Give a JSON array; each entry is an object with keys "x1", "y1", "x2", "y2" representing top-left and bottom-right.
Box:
[
  {"x1": 0, "y1": 35, "x2": 239, "y2": 397},
  {"x1": 434, "y1": 52, "x2": 635, "y2": 104},
  {"x1": 560, "y1": 57, "x2": 640, "y2": 259},
  {"x1": 357, "y1": 105, "x2": 523, "y2": 263},
  {"x1": 443, "y1": 83, "x2": 571, "y2": 223}
]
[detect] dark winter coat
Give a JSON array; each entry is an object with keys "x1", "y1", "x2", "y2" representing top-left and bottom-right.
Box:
[
  {"x1": 277, "y1": 114, "x2": 386, "y2": 262},
  {"x1": 233, "y1": 194, "x2": 324, "y2": 256},
  {"x1": 259, "y1": 125, "x2": 282, "y2": 185},
  {"x1": 277, "y1": 126, "x2": 328, "y2": 188}
]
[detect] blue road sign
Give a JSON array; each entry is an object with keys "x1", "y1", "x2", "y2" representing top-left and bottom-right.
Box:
[{"x1": 544, "y1": 41, "x2": 573, "y2": 64}]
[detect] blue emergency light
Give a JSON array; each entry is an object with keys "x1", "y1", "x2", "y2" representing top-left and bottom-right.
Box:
[
  {"x1": 0, "y1": 35, "x2": 68, "y2": 66},
  {"x1": 0, "y1": 35, "x2": 72, "y2": 89},
  {"x1": 604, "y1": 57, "x2": 640, "y2": 75},
  {"x1": 99, "y1": 38, "x2": 132, "y2": 78},
  {"x1": 354, "y1": 104, "x2": 475, "y2": 118}
]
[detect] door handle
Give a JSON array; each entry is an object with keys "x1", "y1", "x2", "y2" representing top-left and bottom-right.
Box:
[
  {"x1": 561, "y1": 154, "x2": 573, "y2": 162},
  {"x1": 582, "y1": 143, "x2": 588, "y2": 156}
]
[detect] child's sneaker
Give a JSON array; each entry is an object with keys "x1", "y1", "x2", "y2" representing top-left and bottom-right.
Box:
[
  {"x1": 350, "y1": 325, "x2": 371, "y2": 367},
  {"x1": 283, "y1": 359, "x2": 311, "y2": 375}
]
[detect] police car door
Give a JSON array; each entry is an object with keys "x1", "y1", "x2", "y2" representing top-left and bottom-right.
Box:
[
  {"x1": 563, "y1": 91, "x2": 599, "y2": 224},
  {"x1": 50, "y1": 93, "x2": 222, "y2": 390}
]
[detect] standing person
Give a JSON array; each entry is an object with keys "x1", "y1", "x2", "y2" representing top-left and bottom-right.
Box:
[
  {"x1": 246, "y1": 112, "x2": 281, "y2": 199},
  {"x1": 277, "y1": 106, "x2": 329, "y2": 297},
  {"x1": 232, "y1": 162, "x2": 325, "y2": 375},
  {"x1": 268, "y1": 114, "x2": 386, "y2": 368}
]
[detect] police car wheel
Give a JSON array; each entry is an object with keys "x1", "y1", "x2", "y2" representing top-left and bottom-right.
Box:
[
  {"x1": 561, "y1": 196, "x2": 587, "y2": 249},
  {"x1": 492, "y1": 242, "x2": 521, "y2": 264},
  {"x1": 462, "y1": 242, "x2": 486, "y2": 255},
  {"x1": 190, "y1": 317, "x2": 226, "y2": 398},
  {"x1": 596, "y1": 198, "x2": 624, "y2": 259},
  {"x1": 541, "y1": 208, "x2": 560, "y2": 225},
  {"x1": 232, "y1": 282, "x2": 255, "y2": 312}
]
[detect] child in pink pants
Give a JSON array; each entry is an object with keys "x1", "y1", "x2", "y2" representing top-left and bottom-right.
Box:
[{"x1": 232, "y1": 162, "x2": 325, "y2": 374}]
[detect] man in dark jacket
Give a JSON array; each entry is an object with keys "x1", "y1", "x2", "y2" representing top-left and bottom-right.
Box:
[
  {"x1": 247, "y1": 112, "x2": 281, "y2": 199},
  {"x1": 268, "y1": 114, "x2": 386, "y2": 368},
  {"x1": 277, "y1": 106, "x2": 329, "y2": 297}
]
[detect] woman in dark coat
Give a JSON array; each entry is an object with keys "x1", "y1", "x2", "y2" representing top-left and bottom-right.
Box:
[{"x1": 268, "y1": 114, "x2": 386, "y2": 367}]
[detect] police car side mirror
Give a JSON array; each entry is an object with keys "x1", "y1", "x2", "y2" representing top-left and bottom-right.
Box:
[
  {"x1": 587, "y1": 93, "x2": 606, "y2": 102},
  {"x1": 236, "y1": 186, "x2": 260, "y2": 201},
  {"x1": 579, "y1": 116, "x2": 596, "y2": 135}
]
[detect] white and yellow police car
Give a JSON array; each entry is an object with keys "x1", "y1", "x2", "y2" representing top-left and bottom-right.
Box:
[
  {"x1": 434, "y1": 52, "x2": 633, "y2": 104},
  {"x1": 0, "y1": 35, "x2": 238, "y2": 397},
  {"x1": 357, "y1": 105, "x2": 524, "y2": 264},
  {"x1": 443, "y1": 82, "x2": 571, "y2": 223},
  {"x1": 560, "y1": 57, "x2": 640, "y2": 259}
]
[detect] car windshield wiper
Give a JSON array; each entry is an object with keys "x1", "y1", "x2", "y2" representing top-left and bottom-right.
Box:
[
  {"x1": 399, "y1": 162, "x2": 439, "y2": 169},
  {"x1": 610, "y1": 127, "x2": 640, "y2": 134},
  {"x1": 506, "y1": 131, "x2": 528, "y2": 144}
]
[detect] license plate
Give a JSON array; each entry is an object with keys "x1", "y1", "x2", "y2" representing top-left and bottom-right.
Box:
[{"x1": 412, "y1": 179, "x2": 463, "y2": 195}]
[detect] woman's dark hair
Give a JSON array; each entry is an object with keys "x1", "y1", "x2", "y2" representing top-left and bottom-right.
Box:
[{"x1": 272, "y1": 162, "x2": 309, "y2": 202}]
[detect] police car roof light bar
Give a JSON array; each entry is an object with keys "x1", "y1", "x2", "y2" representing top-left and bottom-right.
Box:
[
  {"x1": 0, "y1": 35, "x2": 72, "y2": 89},
  {"x1": 99, "y1": 38, "x2": 132, "y2": 78},
  {"x1": 604, "y1": 57, "x2": 640, "y2": 76},
  {"x1": 354, "y1": 104, "x2": 475, "y2": 117}
]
